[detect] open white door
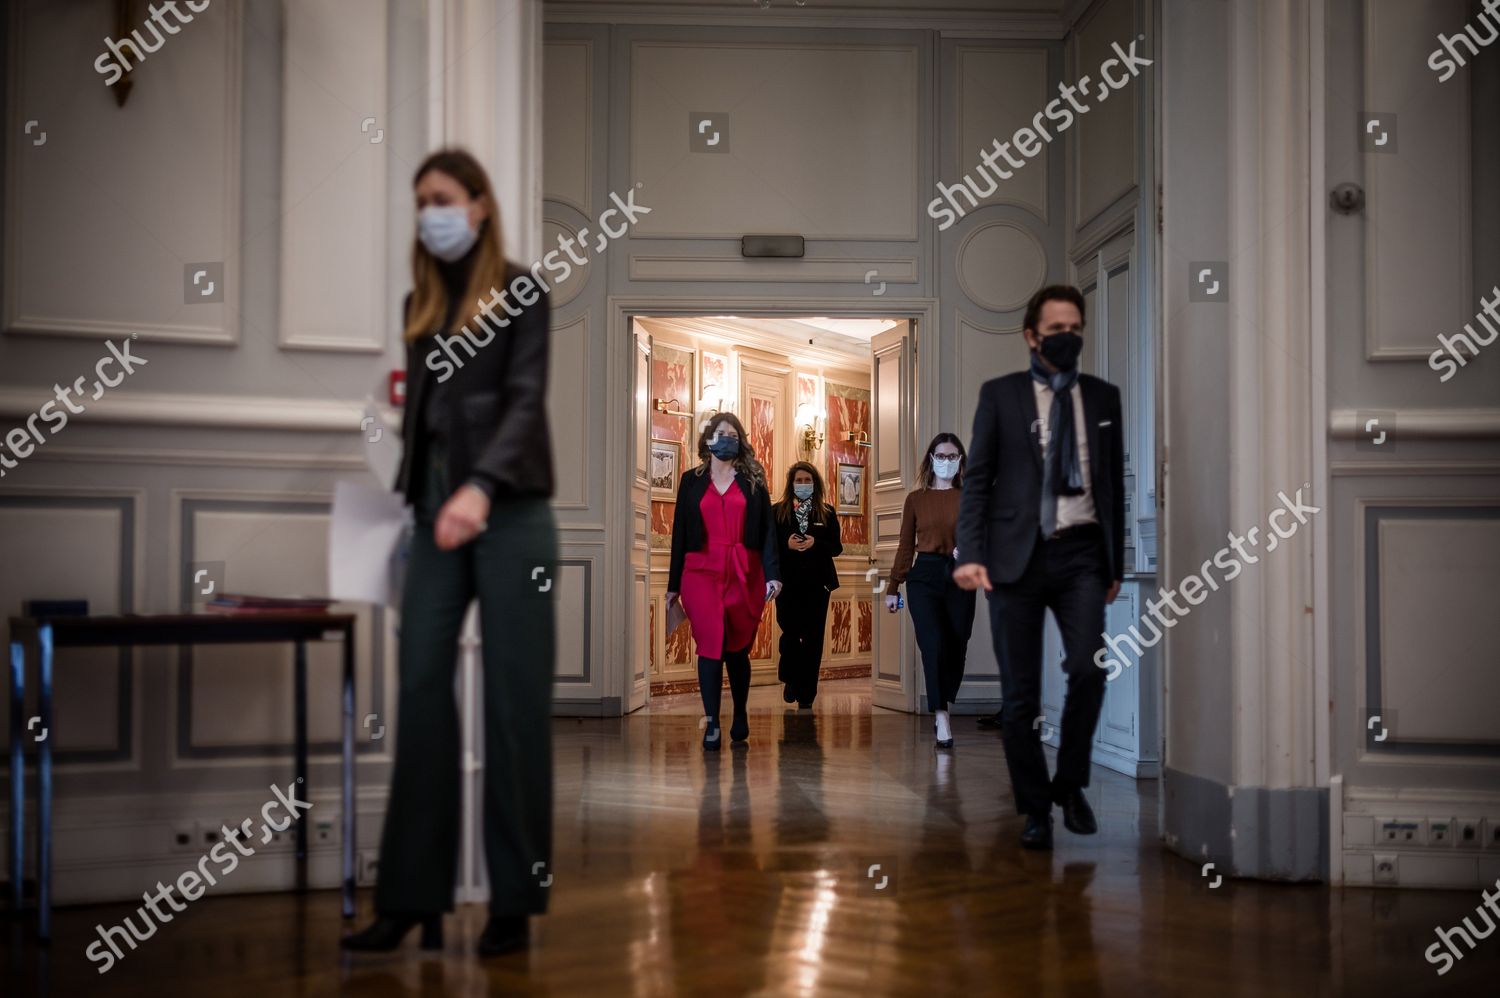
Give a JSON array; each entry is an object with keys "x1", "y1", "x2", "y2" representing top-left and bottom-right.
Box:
[
  {"x1": 626, "y1": 327, "x2": 652, "y2": 712},
  {"x1": 870, "y1": 321, "x2": 916, "y2": 711}
]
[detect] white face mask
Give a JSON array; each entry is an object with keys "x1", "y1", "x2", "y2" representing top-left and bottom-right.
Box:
[
  {"x1": 418, "y1": 205, "x2": 479, "y2": 262},
  {"x1": 931, "y1": 456, "x2": 960, "y2": 480}
]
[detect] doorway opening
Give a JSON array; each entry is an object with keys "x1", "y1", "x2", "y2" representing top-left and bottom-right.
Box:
[{"x1": 625, "y1": 313, "x2": 916, "y2": 717}]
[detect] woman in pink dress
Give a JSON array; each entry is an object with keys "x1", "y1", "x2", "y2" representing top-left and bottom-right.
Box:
[{"x1": 666, "y1": 413, "x2": 783, "y2": 749}]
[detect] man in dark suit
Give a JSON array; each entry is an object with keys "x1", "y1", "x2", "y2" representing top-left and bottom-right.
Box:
[{"x1": 954, "y1": 284, "x2": 1125, "y2": 850}]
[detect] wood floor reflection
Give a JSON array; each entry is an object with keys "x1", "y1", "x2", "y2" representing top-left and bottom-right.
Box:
[{"x1": 7, "y1": 681, "x2": 1494, "y2": 995}]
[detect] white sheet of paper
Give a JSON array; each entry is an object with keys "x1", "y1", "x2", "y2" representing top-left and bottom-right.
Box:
[{"x1": 329, "y1": 480, "x2": 409, "y2": 606}]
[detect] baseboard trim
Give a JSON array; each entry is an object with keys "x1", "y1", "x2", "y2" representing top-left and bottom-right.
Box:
[{"x1": 1162, "y1": 767, "x2": 1329, "y2": 882}]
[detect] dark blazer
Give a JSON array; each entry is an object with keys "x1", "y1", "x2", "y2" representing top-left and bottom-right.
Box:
[
  {"x1": 667, "y1": 468, "x2": 782, "y2": 592},
  {"x1": 772, "y1": 504, "x2": 843, "y2": 592},
  {"x1": 394, "y1": 262, "x2": 554, "y2": 504},
  {"x1": 956, "y1": 371, "x2": 1125, "y2": 586}
]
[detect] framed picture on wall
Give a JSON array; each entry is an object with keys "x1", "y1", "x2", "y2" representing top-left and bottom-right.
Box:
[
  {"x1": 835, "y1": 462, "x2": 864, "y2": 513},
  {"x1": 650, "y1": 439, "x2": 682, "y2": 497}
]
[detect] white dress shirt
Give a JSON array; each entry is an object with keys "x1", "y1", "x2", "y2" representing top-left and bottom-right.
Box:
[{"x1": 1031, "y1": 378, "x2": 1097, "y2": 530}]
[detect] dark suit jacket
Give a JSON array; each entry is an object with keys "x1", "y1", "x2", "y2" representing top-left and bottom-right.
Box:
[
  {"x1": 668, "y1": 468, "x2": 782, "y2": 592},
  {"x1": 772, "y1": 504, "x2": 843, "y2": 592},
  {"x1": 394, "y1": 263, "x2": 554, "y2": 504},
  {"x1": 956, "y1": 371, "x2": 1125, "y2": 586}
]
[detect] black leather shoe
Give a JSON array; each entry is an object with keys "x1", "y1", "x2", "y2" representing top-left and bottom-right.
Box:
[
  {"x1": 340, "y1": 914, "x2": 442, "y2": 952},
  {"x1": 730, "y1": 711, "x2": 750, "y2": 743},
  {"x1": 478, "y1": 914, "x2": 528, "y2": 957},
  {"x1": 1020, "y1": 814, "x2": 1054, "y2": 850},
  {"x1": 783, "y1": 685, "x2": 796, "y2": 703},
  {"x1": 1059, "y1": 789, "x2": 1098, "y2": 835},
  {"x1": 703, "y1": 717, "x2": 722, "y2": 751}
]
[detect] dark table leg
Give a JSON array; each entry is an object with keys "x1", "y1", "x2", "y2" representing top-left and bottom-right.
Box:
[
  {"x1": 294, "y1": 639, "x2": 307, "y2": 893},
  {"x1": 38, "y1": 624, "x2": 52, "y2": 943},
  {"x1": 7, "y1": 640, "x2": 22, "y2": 919},
  {"x1": 341, "y1": 622, "x2": 355, "y2": 918}
]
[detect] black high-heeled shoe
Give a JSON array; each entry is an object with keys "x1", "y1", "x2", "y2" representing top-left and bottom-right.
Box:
[
  {"x1": 703, "y1": 716, "x2": 722, "y2": 750},
  {"x1": 478, "y1": 914, "x2": 529, "y2": 956},
  {"x1": 730, "y1": 710, "x2": 749, "y2": 743},
  {"x1": 340, "y1": 913, "x2": 443, "y2": 952}
]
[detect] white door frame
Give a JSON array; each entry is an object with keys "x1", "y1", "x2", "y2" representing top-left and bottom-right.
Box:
[{"x1": 605, "y1": 295, "x2": 941, "y2": 713}]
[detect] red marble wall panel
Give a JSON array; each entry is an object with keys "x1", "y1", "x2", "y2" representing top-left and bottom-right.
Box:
[
  {"x1": 857, "y1": 599, "x2": 872, "y2": 653},
  {"x1": 831, "y1": 599, "x2": 852, "y2": 655},
  {"x1": 826, "y1": 383, "x2": 871, "y2": 551}
]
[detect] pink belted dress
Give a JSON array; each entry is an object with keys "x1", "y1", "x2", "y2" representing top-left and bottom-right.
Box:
[{"x1": 680, "y1": 480, "x2": 766, "y2": 659}]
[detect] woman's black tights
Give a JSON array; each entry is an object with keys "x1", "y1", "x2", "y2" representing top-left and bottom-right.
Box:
[{"x1": 697, "y1": 645, "x2": 752, "y2": 719}]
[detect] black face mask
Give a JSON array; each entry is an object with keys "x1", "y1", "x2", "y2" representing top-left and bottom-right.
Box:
[{"x1": 1035, "y1": 331, "x2": 1084, "y2": 372}]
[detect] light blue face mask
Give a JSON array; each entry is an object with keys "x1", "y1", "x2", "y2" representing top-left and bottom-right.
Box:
[
  {"x1": 418, "y1": 205, "x2": 479, "y2": 262},
  {"x1": 931, "y1": 456, "x2": 960, "y2": 480},
  {"x1": 793, "y1": 483, "x2": 815, "y2": 500}
]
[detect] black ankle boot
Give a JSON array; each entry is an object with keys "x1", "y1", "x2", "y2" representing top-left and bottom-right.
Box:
[
  {"x1": 703, "y1": 716, "x2": 722, "y2": 750},
  {"x1": 478, "y1": 914, "x2": 529, "y2": 956},
  {"x1": 340, "y1": 913, "x2": 442, "y2": 952},
  {"x1": 730, "y1": 710, "x2": 749, "y2": 743}
]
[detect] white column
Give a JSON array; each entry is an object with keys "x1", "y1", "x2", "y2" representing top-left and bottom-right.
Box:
[
  {"x1": 1224, "y1": 0, "x2": 1320, "y2": 793},
  {"x1": 428, "y1": 0, "x2": 544, "y2": 263}
]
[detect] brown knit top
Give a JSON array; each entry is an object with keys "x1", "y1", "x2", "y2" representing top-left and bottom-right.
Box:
[{"x1": 888, "y1": 487, "x2": 962, "y2": 590}]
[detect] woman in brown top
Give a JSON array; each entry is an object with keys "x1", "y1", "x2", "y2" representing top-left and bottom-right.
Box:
[{"x1": 885, "y1": 433, "x2": 976, "y2": 747}]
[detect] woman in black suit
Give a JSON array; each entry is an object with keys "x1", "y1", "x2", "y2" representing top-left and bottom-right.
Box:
[
  {"x1": 343, "y1": 149, "x2": 557, "y2": 958},
  {"x1": 665, "y1": 413, "x2": 782, "y2": 749},
  {"x1": 770, "y1": 462, "x2": 842, "y2": 708}
]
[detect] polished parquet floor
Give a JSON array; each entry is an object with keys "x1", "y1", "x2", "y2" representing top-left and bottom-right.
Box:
[{"x1": 5, "y1": 680, "x2": 1494, "y2": 996}]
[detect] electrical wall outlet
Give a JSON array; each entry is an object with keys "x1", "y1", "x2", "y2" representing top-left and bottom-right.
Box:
[
  {"x1": 169, "y1": 823, "x2": 198, "y2": 854},
  {"x1": 1457, "y1": 818, "x2": 1482, "y2": 848},
  {"x1": 1484, "y1": 818, "x2": 1500, "y2": 849},
  {"x1": 357, "y1": 851, "x2": 379, "y2": 885},
  {"x1": 1373, "y1": 853, "x2": 1399, "y2": 885},
  {"x1": 1378, "y1": 818, "x2": 1425, "y2": 846},
  {"x1": 196, "y1": 820, "x2": 224, "y2": 849},
  {"x1": 1428, "y1": 818, "x2": 1454, "y2": 846},
  {"x1": 314, "y1": 820, "x2": 337, "y2": 846}
]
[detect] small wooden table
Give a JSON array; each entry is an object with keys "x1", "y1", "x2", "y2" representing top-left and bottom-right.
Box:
[{"x1": 7, "y1": 612, "x2": 359, "y2": 942}]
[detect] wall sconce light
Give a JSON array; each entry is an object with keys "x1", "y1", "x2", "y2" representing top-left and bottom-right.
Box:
[
  {"x1": 797, "y1": 402, "x2": 824, "y2": 454},
  {"x1": 654, "y1": 397, "x2": 694, "y2": 417},
  {"x1": 846, "y1": 429, "x2": 872, "y2": 448}
]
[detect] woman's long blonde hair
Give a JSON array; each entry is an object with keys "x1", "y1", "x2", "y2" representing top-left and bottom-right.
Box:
[
  {"x1": 404, "y1": 149, "x2": 508, "y2": 343},
  {"x1": 693, "y1": 412, "x2": 768, "y2": 494}
]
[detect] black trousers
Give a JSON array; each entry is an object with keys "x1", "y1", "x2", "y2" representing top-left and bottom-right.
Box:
[
  {"x1": 904, "y1": 552, "x2": 977, "y2": 713},
  {"x1": 374, "y1": 444, "x2": 558, "y2": 916},
  {"x1": 988, "y1": 525, "x2": 1108, "y2": 818},
  {"x1": 775, "y1": 583, "x2": 831, "y2": 704}
]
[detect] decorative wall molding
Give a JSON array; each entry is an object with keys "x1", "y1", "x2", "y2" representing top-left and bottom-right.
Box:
[
  {"x1": 545, "y1": 2, "x2": 1070, "y2": 36},
  {"x1": 0, "y1": 387, "x2": 366, "y2": 432},
  {"x1": 1329, "y1": 408, "x2": 1500, "y2": 441},
  {"x1": 3, "y1": 1, "x2": 244, "y2": 347}
]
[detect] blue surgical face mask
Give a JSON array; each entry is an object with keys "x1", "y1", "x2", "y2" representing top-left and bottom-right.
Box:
[
  {"x1": 931, "y1": 456, "x2": 960, "y2": 480},
  {"x1": 418, "y1": 205, "x2": 479, "y2": 262},
  {"x1": 707, "y1": 435, "x2": 740, "y2": 460},
  {"x1": 793, "y1": 483, "x2": 814, "y2": 500}
]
